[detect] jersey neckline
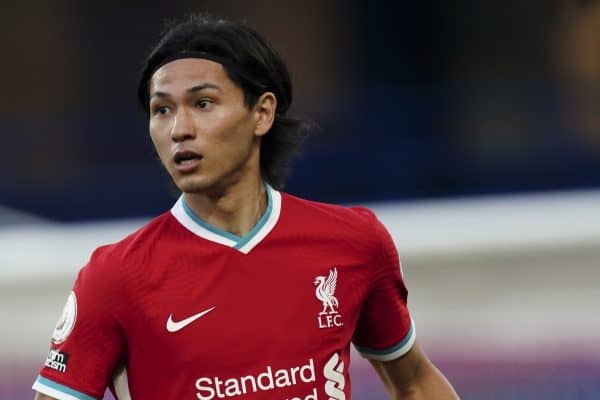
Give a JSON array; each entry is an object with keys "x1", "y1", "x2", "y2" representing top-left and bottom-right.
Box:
[{"x1": 170, "y1": 184, "x2": 282, "y2": 254}]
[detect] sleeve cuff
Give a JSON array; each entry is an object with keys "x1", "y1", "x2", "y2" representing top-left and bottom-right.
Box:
[
  {"x1": 354, "y1": 318, "x2": 417, "y2": 361},
  {"x1": 32, "y1": 375, "x2": 98, "y2": 400}
]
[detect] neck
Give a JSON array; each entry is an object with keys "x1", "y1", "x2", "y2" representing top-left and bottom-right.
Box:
[{"x1": 183, "y1": 176, "x2": 267, "y2": 238}]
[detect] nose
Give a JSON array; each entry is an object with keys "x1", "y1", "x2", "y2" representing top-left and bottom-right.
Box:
[{"x1": 170, "y1": 107, "x2": 196, "y2": 142}]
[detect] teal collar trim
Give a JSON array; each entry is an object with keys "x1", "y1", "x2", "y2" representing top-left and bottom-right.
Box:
[
  {"x1": 233, "y1": 187, "x2": 273, "y2": 250},
  {"x1": 171, "y1": 184, "x2": 281, "y2": 254},
  {"x1": 181, "y1": 198, "x2": 242, "y2": 243}
]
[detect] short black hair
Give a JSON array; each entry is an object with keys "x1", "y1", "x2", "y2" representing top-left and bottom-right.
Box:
[{"x1": 137, "y1": 14, "x2": 313, "y2": 189}]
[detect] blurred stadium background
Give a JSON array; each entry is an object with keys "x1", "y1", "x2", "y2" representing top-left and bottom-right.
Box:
[{"x1": 1, "y1": 0, "x2": 600, "y2": 399}]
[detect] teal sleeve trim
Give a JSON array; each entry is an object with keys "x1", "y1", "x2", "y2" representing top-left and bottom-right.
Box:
[
  {"x1": 34, "y1": 375, "x2": 97, "y2": 400},
  {"x1": 354, "y1": 321, "x2": 415, "y2": 356}
]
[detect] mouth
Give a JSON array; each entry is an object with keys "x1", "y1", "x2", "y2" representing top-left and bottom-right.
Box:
[
  {"x1": 173, "y1": 150, "x2": 203, "y2": 172},
  {"x1": 174, "y1": 150, "x2": 203, "y2": 165}
]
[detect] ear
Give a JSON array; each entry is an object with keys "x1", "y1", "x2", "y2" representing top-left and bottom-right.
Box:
[{"x1": 253, "y1": 92, "x2": 277, "y2": 137}]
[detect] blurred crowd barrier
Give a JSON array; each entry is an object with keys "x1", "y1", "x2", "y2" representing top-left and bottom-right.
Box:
[{"x1": 1, "y1": 189, "x2": 599, "y2": 399}]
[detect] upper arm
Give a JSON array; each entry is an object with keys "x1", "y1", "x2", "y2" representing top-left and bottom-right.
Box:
[
  {"x1": 369, "y1": 341, "x2": 460, "y2": 400},
  {"x1": 34, "y1": 392, "x2": 57, "y2": 400},
  {"x1": 351, "y1": 211, "x2": 458, "y2": 398},
  {"x1": 352, "y1": 211, "x2": 415, "y2": 360},
  {"x1": 368, "y1": 341, "x2": 427, "y2": 396},
  {"x1": 32, "y1": 250, "x2": 126, "y2": 399}
]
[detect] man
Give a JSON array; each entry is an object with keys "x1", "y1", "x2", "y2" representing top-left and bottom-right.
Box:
[{"x1": 33, "y1": 15, "x2": 459, "y2": 400}]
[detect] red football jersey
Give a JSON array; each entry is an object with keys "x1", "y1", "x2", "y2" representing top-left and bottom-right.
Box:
[{"x1": 33, "y1": 185, "x2": 415, "y2": 400}]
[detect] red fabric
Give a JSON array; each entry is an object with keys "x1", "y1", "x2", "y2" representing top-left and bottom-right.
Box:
[{"x1": 38, "y1": 192, "x2": 412, "y2": 399}]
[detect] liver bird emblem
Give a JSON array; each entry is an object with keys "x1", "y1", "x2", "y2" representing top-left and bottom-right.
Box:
[{"x1": 314, "y1": 268, "x2": 339, "y2": 315}]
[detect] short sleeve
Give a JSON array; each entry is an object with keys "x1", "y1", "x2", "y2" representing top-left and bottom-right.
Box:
[
  {"x1": 352, "y1": 214, "x2": 416, "y2": 361},
  {"x1": 33, "y1": 249, "x2": 126, "y2": 400}
]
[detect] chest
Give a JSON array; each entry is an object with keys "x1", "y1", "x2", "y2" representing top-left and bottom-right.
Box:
[{"x1": 124, "y1": 243, "x2": 370, "y2": 372}]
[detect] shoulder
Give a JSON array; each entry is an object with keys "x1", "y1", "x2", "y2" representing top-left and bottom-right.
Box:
[
  {"x1": 80, "y1": 211, "x2": 173, "y2": 279},
  {"x1": 283, "y1": 192, "x2": 381, "y2": 225},
  {"x1": 282, "y1": 193, "x2": 375, "y2": 223},
  {"x1": 280, "y1": 192, "x2": 388, "y2": 245}
]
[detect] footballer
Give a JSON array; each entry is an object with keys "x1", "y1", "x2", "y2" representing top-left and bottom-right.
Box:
[{"x1": 33, "y1": 15, "x2": 459, "y2": 400}]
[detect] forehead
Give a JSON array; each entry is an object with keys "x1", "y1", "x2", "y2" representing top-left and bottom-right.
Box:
[{"x1": 149, "y1": 58, "x2": 234, "y2": 93}]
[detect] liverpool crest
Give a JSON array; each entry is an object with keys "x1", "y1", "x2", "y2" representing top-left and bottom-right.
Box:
[{"x1": 314, "y1": 268, "x2": 343, "y2": 328}]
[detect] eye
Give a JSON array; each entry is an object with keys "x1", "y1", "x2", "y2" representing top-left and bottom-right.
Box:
[
  {"x1": 151, "y1": 105, "x2": 171, "y2": 116},
  {"x1": 196, "y1": 99, "x2": 213, "y2": 109}
]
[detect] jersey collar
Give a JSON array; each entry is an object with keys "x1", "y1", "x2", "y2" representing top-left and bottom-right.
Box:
[{"x1": 170, "y1": 184, "x2": 281, "y2": 254}]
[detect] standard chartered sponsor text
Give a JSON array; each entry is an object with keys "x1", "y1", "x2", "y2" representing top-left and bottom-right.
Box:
[{"x1": 196, "y1": 358, "x2": 317, "y2": 400}]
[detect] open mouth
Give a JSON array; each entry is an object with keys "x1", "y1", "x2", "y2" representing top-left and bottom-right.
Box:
[{"x1": 174, "y1": 150, "x2": 203, "y2": 166}]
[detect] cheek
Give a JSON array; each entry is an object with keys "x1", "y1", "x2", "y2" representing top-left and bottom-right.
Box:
[
  {"x1": 213, "y1": 110, "x2": 255, "y2": 146},
  {"x1": 211, "y1": 120, "x2": 256, "y2": 162},
  {"x1": 149, "y1": 133, "x2": 173, "y2": 168},
  {"x1": 149, "y1": 123, "x2": 169, "y2": 153}
]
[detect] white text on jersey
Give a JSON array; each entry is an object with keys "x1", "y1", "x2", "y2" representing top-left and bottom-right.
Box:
[{"x1": 196, "y1": 359, "x2": 316, "y2": 400}]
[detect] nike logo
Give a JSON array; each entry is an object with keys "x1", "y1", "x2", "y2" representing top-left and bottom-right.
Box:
[{"x1": 166, "y1": 306, "x2": 216, "y2": 333}]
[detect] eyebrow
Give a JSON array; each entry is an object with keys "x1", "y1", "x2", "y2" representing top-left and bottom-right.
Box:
[{"x1": 150, "y1": 83, "x2": 222, "y2": 99}]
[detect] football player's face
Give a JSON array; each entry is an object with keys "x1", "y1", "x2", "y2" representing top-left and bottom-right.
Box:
[{"x1": 148, "y1": 58, "x2": 269, "y2": 194}]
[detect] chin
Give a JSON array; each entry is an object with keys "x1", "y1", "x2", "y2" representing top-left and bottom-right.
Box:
[
  {"x1": 171, "y1": 165, "x2": 247, "y2": 194},
  {"x1": 173, "y1": 175, "x2": 215, "y2": 194}
]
